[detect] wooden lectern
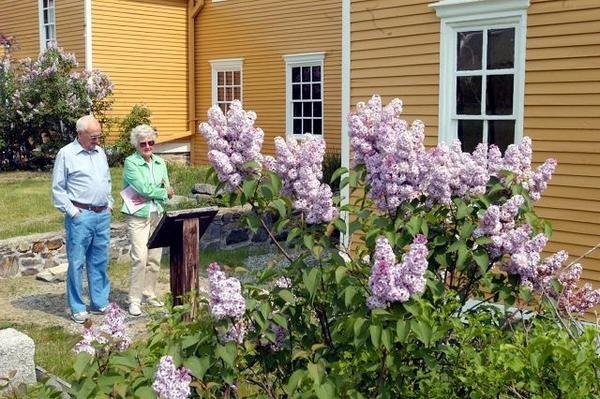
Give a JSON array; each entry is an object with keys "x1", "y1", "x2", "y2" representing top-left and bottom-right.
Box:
[{"x1": 148, "y1": 206, "x2": 218, "y2": 320}]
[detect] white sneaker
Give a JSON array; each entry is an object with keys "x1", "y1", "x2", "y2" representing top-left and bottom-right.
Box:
[
  {"x1": 146, "y1": 297, "x2": 164, "y2": 307},
  {"x1": 71, "y1": 311, "x2": 89, "y2": 324},
  {"x1": 129, "y1": 303, "x2": 142, "y2": 316}
]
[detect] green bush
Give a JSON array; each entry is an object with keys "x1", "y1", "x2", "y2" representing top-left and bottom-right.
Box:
[{"x1": 105, "y1": 104, "x2": 152, "y2": 166}]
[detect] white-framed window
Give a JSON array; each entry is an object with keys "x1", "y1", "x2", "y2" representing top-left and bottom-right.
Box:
[
  {"x1": 38, "y1": 0, "x2": 56, "y2": 50},
  {"x1": 210, "y1": 59, "x2": 243, "y2": 114},
  {"x1": 432, "y1": 0, "x2": 529, "y2": 153},
  {"x1": 284, "y1": 52, "x2": 325, "y2": 136}
]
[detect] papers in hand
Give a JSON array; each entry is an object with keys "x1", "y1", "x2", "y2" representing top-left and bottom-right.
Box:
[{"x1": 120, "y1": 186, "x2": 147, "y2": 213}]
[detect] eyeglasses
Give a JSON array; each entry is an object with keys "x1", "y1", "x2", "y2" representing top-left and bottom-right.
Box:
[
  {"x1": 139, "y1": 140, "x2": 155, "y2": 147},
  {"x1": 89, "y1": 134, "x2": 101, "y2": 140}
]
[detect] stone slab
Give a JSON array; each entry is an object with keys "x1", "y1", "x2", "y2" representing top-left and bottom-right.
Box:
[{"x1": 0, "y1": 328, "x2": 36, "y2": 393}]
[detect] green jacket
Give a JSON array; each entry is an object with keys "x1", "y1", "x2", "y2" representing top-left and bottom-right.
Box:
[{"x1": 121, "y1": 152, "x2": 170, "y2": 218}]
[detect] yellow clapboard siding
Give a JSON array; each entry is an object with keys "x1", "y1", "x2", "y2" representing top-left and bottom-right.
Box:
[
  {"x1": 531, "y1": 151, "x2": 600, "y2": 165},
  {"x1": 526, "y1": 81, "x2": 600, "y2": 94},
  {"x1": 537, "y1": 206, "x2": 600, "y2": 225},
  {"x1": 524, "y1": 117, "x2": 600, "y2": 130},
  {"x1": 528, "y1": 32, "x2": 600, "y2": 48},
  {"x1": 526, "y1": 68, "x2": 600, "y2": 83},
  {"x1": 55, "y1": 0, "x2": 84, "y2": 65},
  {"x1": 544, "y1": 186, "x2": 600, "y2": 202},
  {"x1": 528, "y1": 7, "x2": 600, "y2": 25},
  {"x1": 550, "y1": 175, "x2": 600, "y2": 189},
  {"x1": 191, "y1": 0, "x2": 342, "y2": 165},
  {"x1": 528, "y1": 45, "x2": 600, "y2": 61},
  {"x1": 551, "y1": 220, "x2": 600, "y2": 237},
  {"x1": 528, "y1": 21, "x2": 600, "y2": 38},
  {"x1": 529, "y1": 141, "x2": 600, "y2": 154},
  {"x1": 537, "y1": 196, "x2": 600, "y2": 213},
  {"x1": 527, "y1": 129, "x2": 600, "y2": 142},
  {"x1": 549, "y1": 164, "x2": 600, "y2": 177},
  {"x1": 0, "y1": 0, "x2": 40, "y2": 60},
  {"x1": 353, "y1": 33, "x2": 440, "y2": 51},
  {"x1": 92, "y1": 0, "x2": 188, "y2": 143}
]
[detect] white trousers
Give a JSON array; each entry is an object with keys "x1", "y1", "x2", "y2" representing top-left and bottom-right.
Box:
[{"x1": 126, "y1": 212, "x2": 162, "y2": 305}]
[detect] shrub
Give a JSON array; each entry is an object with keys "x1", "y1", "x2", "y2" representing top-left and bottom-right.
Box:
[
  {"x1": 105, "y1": 104, "x2": 152, "y2": 166},
  {"x1": 54, "y1": 97, "x2": 600, "y2": 399},
  {"x1": 0, "y1": 43, "x2": 113, "y2": 170}
]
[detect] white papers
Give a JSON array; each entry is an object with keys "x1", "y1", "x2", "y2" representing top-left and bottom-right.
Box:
[{"x1": 120, "y1": 186, "x2": 147, "y2": 213}]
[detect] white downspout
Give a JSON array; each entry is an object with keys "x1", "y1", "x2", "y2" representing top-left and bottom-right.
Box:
[{"x1": 340, "y1": 0, "x2": 350, "y2": 248}]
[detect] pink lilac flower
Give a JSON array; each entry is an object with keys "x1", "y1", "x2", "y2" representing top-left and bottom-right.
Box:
[
  {"x1": 266, "y1": 135, "x2": 338, "y2": 224},
  {"x1": 367, "y1": 235, "x2": 429, "y2": 309},
  {"x1": 72, "y1": 303, "x2": 131, "y2": 355},
  {"x1": 198, "y1": 100, "x2": 264, "y2": 191},
  {"x1": 152, "y1": 355, "x2": 192, "y2": 399},
  {"x1": 207, "y1": 262, "x2": 246, "y2": 320}
]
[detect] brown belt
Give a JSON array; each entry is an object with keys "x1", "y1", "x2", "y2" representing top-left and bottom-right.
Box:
[{"x1": 72, "y1": 201, "x2": 108, "y2": 213}]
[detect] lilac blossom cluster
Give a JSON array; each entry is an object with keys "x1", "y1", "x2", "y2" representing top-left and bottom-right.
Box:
[
  {"x1": 152, "y1": 355, "x2": 192, "y2": 399},
  {"x1": 267, "y1": 323, "x2": 287, "y2": 352},
  {"x1": 265, "y1": 135, "x2": 338, "y2": 224},
  {"x1": 73, "y1": 303, "x2": 131, "y2": 356},
  {"x1": 348, "y1": 95, "x2": 557, "y2": 211},
  {"x1": 198, "y1": 100, "x2": 265, "y2": 191},
  {"x1": 367, "y1": 235, "x2": 429, "y2": 309},
  {"x1": 218, "y1": 319, "x2": 251, "y2": 344},
  {"x1": 207, "y1": 262, "x2": 246, "y2": 320}
]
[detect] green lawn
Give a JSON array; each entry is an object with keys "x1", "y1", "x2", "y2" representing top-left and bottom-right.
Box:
[{"x1": 0, "y1": 164, "x2": 209, "y2": 240}]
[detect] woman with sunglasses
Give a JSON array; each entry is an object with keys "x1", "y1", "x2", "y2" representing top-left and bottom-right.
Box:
[{"x1": 121, "y1": 124, "x2": 174, "y2": 316}]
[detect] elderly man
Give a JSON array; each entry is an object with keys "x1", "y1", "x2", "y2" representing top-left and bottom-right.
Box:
[{"x1": 52, "y1": 115, "x2": 113, "y2": 323}]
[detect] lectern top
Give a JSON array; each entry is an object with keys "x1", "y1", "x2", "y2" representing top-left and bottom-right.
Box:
[{"x1": 147, "y1": 206, "x2": 219, "y2": 249}]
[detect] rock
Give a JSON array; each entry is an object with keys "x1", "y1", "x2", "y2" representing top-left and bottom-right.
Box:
[
  {"x1": 165, "y1": 195, "x2": 190, "y2": 207},
  {"x1": 36, "y1": 263, "x2": 68, "y2": 282},
  {"x1": 31, "y1": 241, "x2": 45, "y2": 253},
  {"x1": 226, "y1": 228, "x2": 249, "y2": 245},
  {"x1": 45, "y1": 239, "x2": 63, "y2": 251},
  {"x1": 16, "y1": 242, "x2": 30, "y2": 253},
  {"x1": 0, "y1": 328, "x2": 36, "y2": 394},
  {"x1": 192, "y1": 183, "x2": 219, "y2": 195}
]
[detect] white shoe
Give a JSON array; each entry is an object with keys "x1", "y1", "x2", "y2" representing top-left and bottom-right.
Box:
[
  {"x1": 129, "y1": 303, "x2": 142, "y2": 316},
  {"x1": 71, "y1": 311, "x2": 89, "y2": 324},
  {"x1": 146, "y1": 297, "x2": 164, "y2": 307}
]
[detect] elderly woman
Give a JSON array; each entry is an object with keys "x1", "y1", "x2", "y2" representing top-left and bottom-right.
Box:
[{"x1": 121, "y1": 124, "x2": 174, "y2": 316}]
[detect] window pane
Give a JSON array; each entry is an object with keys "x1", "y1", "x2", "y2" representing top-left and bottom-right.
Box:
[
  {"x1": 48, "y1": 7, "x2": 54, "y2": 20},
  {"x1": 312, "y1": 83, "x2": 321, "y2": 100},
  {"x1": 293, "y1": 119, "x2": 302, "y2": 134},
  {"x1": 219, "y1": 103, "x2": 227, "y2": 114},
  {"x1": 302, "y1": 84, "x2": 311, "y2": 100},
  {"x1": 302, "y1": 66, "x2": 311, "y2": 82},
  {"x1": 303, "y1": 102, "x2": 312, "y2": 117},
  {"x1": 217, "y1": 72, "x2": 224, "y2": 86},
  {"x1": 313, "y1": 119, "x2": 322, "y2": 135},
  {"x1": 225, "y1": 87, "x2": 232, "y2": 101},
  {"x1": 486, "y1": 75, "x2": 513, "y2": 115},
  {"x1": 233, "y1": 71, "x2": 240, "y2": 85},
  {"x1": 233, "y1": 87, "x2": 241, "y2": 100},
  {"x1": 458, "y1": 120, "x2": 483, "y2": 153},
  {"x1": 225, "y1": 72, "x2": 232, "y2": 85},
  {"x1": 292, "y1": 67, "x2": 301, "y2": 83},
  {"x1": 293, "y1": 102, "x2": 301, "y2": 117},
  {"x1": 217, "y1": 87, "x2": 224, "y2": 102},
  {"x1": 488, "y1": 120, "x2": 515, "y2": 153},
  {"x1": 313, "y1": 102, "x2": 322, "y2": 117},
  {"x1": 457, "y1": 31, "x2": 482, "y2": 70},
  {"x1": 292, "y1": 84, "x2": 300, "y2": 100},
  {"x1": 303, "y1": 119, "x2": 312, "y2": 134},
  {"x1": 456, "y1": 76, "x2": 481, "y2": 115},
  {"x1": 488, "y1": 28, "x2": 514, "y2": 69},
  {"x1": 312, "y1": 66, "x2": 321, "y2": 81}
]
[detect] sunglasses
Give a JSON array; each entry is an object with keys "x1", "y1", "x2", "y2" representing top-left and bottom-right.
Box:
[{"x1": 139, "y1": 140, "x2": 155, "y2": 147}]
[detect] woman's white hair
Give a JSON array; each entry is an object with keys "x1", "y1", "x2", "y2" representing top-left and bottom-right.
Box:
[{"x1": 129, "y1": 124, "x2": 157, "y2": 147}]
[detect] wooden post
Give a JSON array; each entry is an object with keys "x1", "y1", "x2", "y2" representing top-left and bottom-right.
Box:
[{"x1": 148, "y1": 207, "x2": 218, "y2": 322}]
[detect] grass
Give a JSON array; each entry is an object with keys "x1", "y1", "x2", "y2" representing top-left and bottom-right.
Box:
[{"x1": 0, "y1": 164, "x2": 210, "y2": 240}]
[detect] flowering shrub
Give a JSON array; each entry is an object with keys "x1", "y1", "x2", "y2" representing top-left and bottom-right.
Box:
[
  {"x1": 0, "y1": 43, "x2": 113, "y2": 169},
  {"x1": 60, "y1": 96, "x2": 600, "y2": 398}
]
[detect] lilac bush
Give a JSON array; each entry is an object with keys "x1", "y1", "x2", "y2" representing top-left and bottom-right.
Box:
[
  {"x1": 207, "y1": 262, "x2": 246, "y2": 320},
  {"x1": 152, "y1": 355, "x2": 192, "y2": 399}
]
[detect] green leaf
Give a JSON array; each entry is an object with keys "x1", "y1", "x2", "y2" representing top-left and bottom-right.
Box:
[
  {"x1": 333, "y1": 218, "x2": 347, "y2": 235},
  {"x1": 287, "y1": 227, "x2": 302, "y2": 243},
  {"x1": 353, "y1": 317, "x2": 367, "y2": 339},
  {"x1": 456, "y1": 240, "x2": 470, "y2": 270},
  {"x1": 381, "y1": 328, "x2": 393, "y2": 351},
  {"x1": 303, "y1": 268, "x2": 321, "y2": 299},
  {"x1": 411, "y1": 320, "x2": 432, "y2": 347},
  {"x1": 134, "y1": 386, "x2": 155, "y2": 399},
  {"x1": 269, "y1": 171, "x2": 282, "y2": 195},
  {"x1": 260, "y1": 184, "x2": 273, "y2": 201},
  {"x1": 459, "y1": 222, "x2": 475, "y2": 239},
  {"x1": 455, "y1": 199, "x2": 471, "y2": 219},
  {"x1": 303, "y1": 234, "x2": 315, "y2": 250},
  {"x1": 287, "y1": 369, "x2": 306, "y2": 394},
  {"x1": 335, "y1": 266, "x2": 348, "y2": 283},
  {"x1": 330, "y1": 166, "x2": 348, "y2": 184},
  {"x1": 216, "y1": 343, "x2": 237, "y2": 366},
  {"x1": 278, "y1": 289, "x2": 296, "y2": 305},
  {"x1": 184, "y1": 356, "x2": 210, "y2": 380},
  {"x1": 316, "y1": 381, "x2": 336, "y2": 399},
  {"x1": 348, "y1": 220, "x2": 362, "y2": 235},
  {"x1": 242, "y1": 179, "x2": 258, "y2": 200},
  {"x1": 73, "y1": 352, "x2": 93, "y2": 379},
  {"x1": 307, "y1": 362, "x2": 324, "y2": 385},
  {"x1": 272, "y1": 313, "x2": 288, "y2": 329},
  {"x1": 110, "y1": 354, "x2": 138, "y2": 369},
  {"x1": 369, "y1": 324, "x2": 382, "y2": 348},
  {"x1": 406, "y1": 216, "x2": 422, "y2": 236},
  {"x1": 270, "y1": 198, "x2": 288, "y2": 219},
  {"x1": 473, "y1": 249, "x2": 490, "y2": 274},
  {"x1": 344, "y1": 286, "x2": 358, "y2": 307}
]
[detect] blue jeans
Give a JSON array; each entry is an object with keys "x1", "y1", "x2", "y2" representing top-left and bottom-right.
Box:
[{"x1": 65, "y1": 209, "x2": 111, "y2": 314}]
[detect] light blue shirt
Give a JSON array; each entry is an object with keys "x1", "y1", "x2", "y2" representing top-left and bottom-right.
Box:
[{"x1": 52, "y1": 138, "x2": 114, "y2": 217}]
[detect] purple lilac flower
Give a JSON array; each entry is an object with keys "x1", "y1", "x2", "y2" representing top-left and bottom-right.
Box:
[
  {"x1": 198, "y1": 100, "x2": 264, "y2": 191},
  {"x1": 266, "y1": 135, "x2": 338, "y2": 224},
  {"x1": 219, "y1": 319, "x2": 250, "y2": 344},
  {"x1": 152, "y1": 355, "x2": 192, "y2": 399},
  {"x1": 72, "y1": 303, "x2": 131, "y2": 355},
  {"x1": 207, "y1": 262, "x2": 246, "y2": 320},
  {"x1": 268, "y1": 323, "x2": 287, "y2": 352},
  {"x1": 367, "y1": 235, "x2": 429, "y2": 309}
]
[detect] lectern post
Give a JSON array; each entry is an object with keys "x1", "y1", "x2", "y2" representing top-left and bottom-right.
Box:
[{"x1": 148, "y1": 206, "x2": 218, "y2": 320}]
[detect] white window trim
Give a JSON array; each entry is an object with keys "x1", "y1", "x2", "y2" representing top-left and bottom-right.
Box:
[
  {"x1": 38, "y1": 0, "x2": 56, "y2": 51},
  {"x1": 431, "y1": 0, "x2": 529, "y2": 146},
  {"x1": 283, "y1": 52, "x2": 325, "y2": 138},
  {"x1": 209, "y1": 58, "x2": 243, "y2": 108}
]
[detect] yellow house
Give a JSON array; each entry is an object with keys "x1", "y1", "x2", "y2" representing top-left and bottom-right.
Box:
[
  {"x1": 343, "y1": 0, "x2": 600, "y2": 286},
  {"x1": 1, "y1": 0, "x2": 598, "y2": 287},
  {"x1": 0, "y1": 0, "x2": 189, "y2": 154}
]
